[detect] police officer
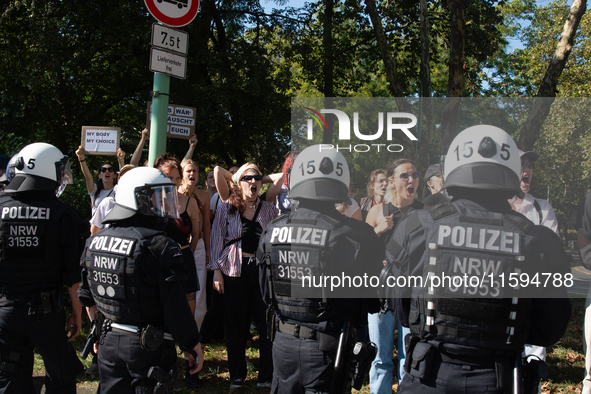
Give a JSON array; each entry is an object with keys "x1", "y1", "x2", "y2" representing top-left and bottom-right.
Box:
[
  {"x1": 383, "y1": 125, "x2": 571, "y2": 393},
  {"x1": 78, "y1": 166, "x2": 203, "y2": 393},
  {"x1": 257, "y1": 145, "x2": 385, "y2": 393},
  {"x1": 0, "y1": 142, "x2": 87, "y2": 393}
]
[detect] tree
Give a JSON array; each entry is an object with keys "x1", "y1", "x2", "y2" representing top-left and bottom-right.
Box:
[{"x1": 518, "y1": 0, "x2": 587, "y2": 151}]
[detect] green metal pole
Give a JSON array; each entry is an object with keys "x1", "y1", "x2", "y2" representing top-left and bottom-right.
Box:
[{"x1": 148, "y1": 72, "x2": 170, "y2": 168}]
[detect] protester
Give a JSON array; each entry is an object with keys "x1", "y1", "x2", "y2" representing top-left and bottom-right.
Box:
[
  {"x1": 89, "y1": 164, "x2": 135, "y2": 235},
  {"x1": 76, "y1": 146, "x2": 122, "y2": 216},
  {"x1": 421, "y1": 163, "x2": 449, "y2": 206},
  {"x1": 336, "y1": 197, "x2": 363, "y2": 220},
  {"x1": 206, "y1": 170, "x2": 217, "y2": 200},
  {"x1": 180, "y1": 160, "x2": 210, "y2": 343},
  {"x1": 365, "y1": 159, "x2": 423, "y2": 392},
  {"x1": 154, "y1": 154, "x2": 200, "y2": 308},
  {"x1": 208, "y1": 163, "x2": 277, "y2": 389},
  {"x1": 359, "y1": 169, "x2": 387, "y2": 222},
  {"x1": 276, "y1": 152, "x2": 298, "y2": 214},
  {"x1": 210, "y1": 165, "x2": 239, "y2": 221},
  {"x1": 509, "y1": 150, "x2": 559, "y2": 233},
  {"x1": 213, "y1": 165, "x2": 284, "y2": 204},
  {"x1": 129, "y1": 128, "x2": 149, "y2": 167}
]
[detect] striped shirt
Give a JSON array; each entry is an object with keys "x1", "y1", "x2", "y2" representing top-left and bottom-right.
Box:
[{"x1": 208, "y1": 199, "x2": 278, "y2": 277}]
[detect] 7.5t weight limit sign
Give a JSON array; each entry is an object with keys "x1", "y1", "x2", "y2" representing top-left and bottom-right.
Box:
[{"x1": 152, "y1": 24, "x2": 188, "y2": 55}]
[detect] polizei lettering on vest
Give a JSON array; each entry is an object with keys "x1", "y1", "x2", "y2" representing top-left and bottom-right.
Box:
[
  {"x1": 269, "y1": 226, "x2": 328, "y2": 246},
  {"x1": 1, "y1": 206, "x2": 50, "y2": 220},
  {"x1": 94, "y1": 256, "x2": 119, "y2": 270},
  {"x1": 437, "y1": 225, "x2": 520, "y2": 254},
  {"x1": 89, "y1": 236, "x2": 135, "y2": 256}
]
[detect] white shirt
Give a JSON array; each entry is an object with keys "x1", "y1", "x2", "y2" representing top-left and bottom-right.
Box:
[
  {"x1": 89, "y1": 183, "x2": 115, "y2": 215},
  {"x1": 90, "y1": 196, "x2": 116, "y2": 229},
  {"x1": 335, "y1": 198, "x2": 361, "y2": 218},
  {"x1": 510, "y1": 192, "x2": 559, "y2": 235}
]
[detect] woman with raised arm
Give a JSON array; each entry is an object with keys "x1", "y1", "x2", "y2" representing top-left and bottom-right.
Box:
[
  {"x1": 179, "y1": 160, "x2": 211, "y2": 329},
  {"x1": 76, "y1": 146, "x2": 118, "y2": 216},
  {"x1": 208, "y1": 163, "x2": 277, "y2": 389}
]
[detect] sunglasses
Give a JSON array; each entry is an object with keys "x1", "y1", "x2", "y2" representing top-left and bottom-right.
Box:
[
  {"x1": 395, "y1": 172, "x2": 420, "y2": 180},
  {"x1": 521, "y1": 161, "x2": 534, "y2": 170},
  {"x1": 241, "y1": 175, "x2": 263, "y2": 182},
  {"x1": 100, "y1": 167, "x2": 115, "y2": 173}
]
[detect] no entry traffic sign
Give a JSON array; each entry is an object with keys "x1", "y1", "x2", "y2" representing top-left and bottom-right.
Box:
[{"x1": 144, "y1": 0, "x2": 200, "y2": 27}]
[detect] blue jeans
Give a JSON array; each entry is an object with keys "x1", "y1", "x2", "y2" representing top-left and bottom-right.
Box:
[{"x1": 368, "y1": 311, "x2": 409, "y2": 394}]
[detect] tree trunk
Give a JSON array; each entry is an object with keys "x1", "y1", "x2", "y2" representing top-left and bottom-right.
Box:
[
  {"x1": 518, "y1": 0, "x2": 587, "y2": 151},
  {"x1": 364, "y1": 0, "x2": 408, "y2": 112},
  {"x1": 417, "y1": 0, "x2": 435, "y2": 174},
  {"x1": 322, "y1": 0, "x2": 334, "y2": 145},
  {"x1": 440, "y1": 0, "x2": 465, "y2": 156}
]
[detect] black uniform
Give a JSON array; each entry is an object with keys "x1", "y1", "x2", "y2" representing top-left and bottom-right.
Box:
[
  {"x1": 383, "y1": 197, "x2": 571, "y2": 393},
  {"x1": 78, "y1": 215, "x2": 200, "y2": 394},
  {"x1": 0, "y1": 190, "x2": 88, "y2": 394},
  {"x1": 257, "y1": 201, "x2": 385, "y2": 394}
]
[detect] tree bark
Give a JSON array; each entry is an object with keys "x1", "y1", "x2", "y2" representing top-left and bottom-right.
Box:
[
  {"x1": 417, "y1": 0, "x2": 435, "y2": 174},
  {"x1": 440, "y1": 0, "x2": 465, "y2": 156},
  {"x1": 518, "y1": 0, "x2": 587, "y2": 151}
]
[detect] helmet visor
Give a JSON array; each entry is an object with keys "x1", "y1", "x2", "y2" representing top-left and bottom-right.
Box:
[
  {"x1": 135, "y1": 184, "x2": 180, "y2": 219},
  {"x1": 6, "y1": 160, "x2": 16, "y2": 184},
  {"x1": 55, "y1": 156, "x2": 73, "y2": 197}
]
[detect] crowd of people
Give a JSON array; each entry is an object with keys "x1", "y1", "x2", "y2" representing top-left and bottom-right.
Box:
[{"x1": 0, "y1": 124, "x2": 584, "y2": 394}]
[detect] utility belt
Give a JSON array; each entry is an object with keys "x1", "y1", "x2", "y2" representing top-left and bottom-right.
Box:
[
  {"x1": 104, "y1": 320, "x2": 173, "y2": 352},
  {"x1": 276, "y1": 320, "x2": 341, "y2": 353},
  {"x1": 405, "y1": 335, "x2": 516, "y2": 389},
  {"x1": 0, "y1": 289, "x2": 61, "y2": 315}
]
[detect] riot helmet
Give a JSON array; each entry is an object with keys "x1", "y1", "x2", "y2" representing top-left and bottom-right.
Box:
[
  {"x1": 442, "y1": 125, "x2": 522, "y2": 198},
  {"x1": 290, "y1": 145, "x2": 350, "y2": 203},
  {"x1": 5, "y1": 143, "x2": 73, "y2": 197},
  {"x1": 104, "y1": 167, "x2": 180, "y2": 222}
]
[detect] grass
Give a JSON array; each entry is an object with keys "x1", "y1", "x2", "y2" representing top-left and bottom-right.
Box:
[{"x1": 32, "y1": 298, "x2": 586, "y2": 393}]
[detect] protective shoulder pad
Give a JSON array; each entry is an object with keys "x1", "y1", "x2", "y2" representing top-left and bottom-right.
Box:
[
  {"x1": 503, "y1": 211, "x2": 534, "y2": 233},
  {"x1": 317, "y1": 213, "x2": 341, "y2": 229},
  {"x1": 427, "y1": 201, "x2": 457, "y2": 222},
  {"x1": 148, "y1": 237, "x2": 169, "y2": 259},
  {"x1": 271, "y1": 212, "x2": 290, "y2": 225}
]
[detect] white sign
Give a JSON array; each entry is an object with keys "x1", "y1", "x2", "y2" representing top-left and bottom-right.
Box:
[
  {"x1": 81, "y1": 127, "x2": 120, "y2": 155},
  {"x1": 150, "y1": 48, "x2": 187, "y2": 79},
  {"x1": 152, "y1": 24, "x2": 189, "y2": 55},
  {"x1": 147, "y1": 102, "x2": 196, "y2": 139}
]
